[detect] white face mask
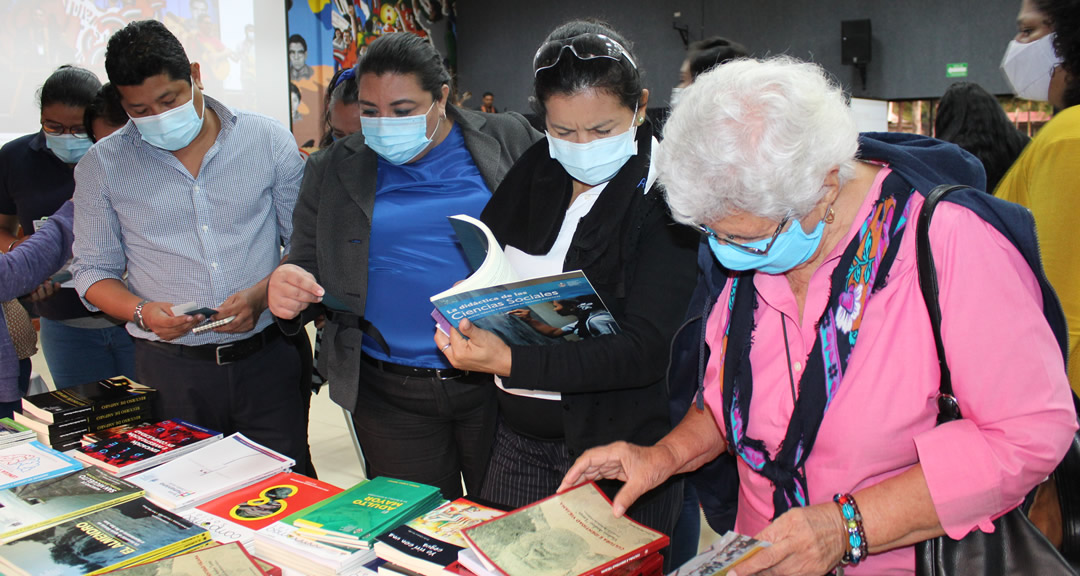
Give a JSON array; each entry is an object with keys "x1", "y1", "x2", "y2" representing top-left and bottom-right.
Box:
[
  {"x1": 670, "y1": 86, "x2": 683, "y2": 108},
  {"x1": 1001, "y1": 33, "x2": 1063, "y2": 101}
]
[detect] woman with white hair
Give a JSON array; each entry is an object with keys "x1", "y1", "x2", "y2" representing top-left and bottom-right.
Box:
[{"x1": 560, "y1": 56, "x2": 1077, "y2": 574}]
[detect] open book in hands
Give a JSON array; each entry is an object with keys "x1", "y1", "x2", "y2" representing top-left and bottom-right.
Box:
[{"x1": 430, "y1": 215, "x2": 620, "y2": 346}]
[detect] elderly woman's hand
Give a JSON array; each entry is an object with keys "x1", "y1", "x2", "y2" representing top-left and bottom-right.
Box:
[
  {"x1": 729, "y1": 503, "x2": 848, "y2": 576},
  {"x1": 558, "y1": 441, "x2": 681, "y2": 518},
  {"x1": 434, "y1": 318, "x2": 512, "y2": 376}
]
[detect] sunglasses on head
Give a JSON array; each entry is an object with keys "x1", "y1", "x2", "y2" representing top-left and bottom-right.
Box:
[{"x1": 533, "y1": 33, "x2": 638, "y2": 77}]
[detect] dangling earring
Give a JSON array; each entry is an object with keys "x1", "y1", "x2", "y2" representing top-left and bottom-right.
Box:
[{"x1": 824, "y1": 205, "x2": 836, "y2": 224}]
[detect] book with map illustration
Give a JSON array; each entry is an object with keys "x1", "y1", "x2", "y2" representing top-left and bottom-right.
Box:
[
  {"x1": 0, "y1": 440, "x2": 83, "y2": 491},
  {"x1": 462, "y1": 482, "x2": 667, "y2": 576}
]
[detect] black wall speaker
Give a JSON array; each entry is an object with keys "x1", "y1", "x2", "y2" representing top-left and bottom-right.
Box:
[{"x1": 841, "y1": 19, "x2": 872, "y2": 65}]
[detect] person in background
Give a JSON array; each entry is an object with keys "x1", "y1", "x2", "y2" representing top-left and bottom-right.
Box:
[
  {"x1": 0, "y1": 65, "x2": 136, "y2": 390},
  {"x1": 319, "y1": 67, "x2": 363, "y2": 147},
  {"x1": 934, "y1": 82, "x2": 1030, "y2": 193},
  {"x1": 479, "y1": 92, "x2": 497, "y2": 113},
  {"x1": 84, "y1": 83, "x2": 129, "y2": 143},
  {"x1": 0, "y1": 202, "x2": 73, "y2": 419},
  {"x1": 71, "y1": 20, "x2": 310, "y2": 473},
  {"x1": 559, "y1": 56, "x2": 1076, "y2": 575},
  {"x1": 997, "y1": 0, "x2": 1080, "y2": 397},
  {"x1": 670, "y1": 37, "x2": 747, "y2": 107},
  {"x1": 434, "y1": 21, "x2": 699, "y2": 562},
  {"x1": 267, "y1": 32, "x2": 540, "y2": 500}
]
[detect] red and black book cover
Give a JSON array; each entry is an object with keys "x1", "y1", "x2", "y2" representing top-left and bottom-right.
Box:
[{"x1": 76, "y1": 420, "x2": 220, "y2": 472}]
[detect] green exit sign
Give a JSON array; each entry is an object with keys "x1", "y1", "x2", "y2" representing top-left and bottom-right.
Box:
[{"x1": 946, "y1": 63, "x2": 969, "y2": 78}]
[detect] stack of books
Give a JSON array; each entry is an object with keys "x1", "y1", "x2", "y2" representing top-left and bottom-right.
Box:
[
  {"x1": 129, "y1": 433, "x2": 295, "y2": 511},
  {"x1": 374, "y1": 498, "x2": 504, "y2": 576},
  {"x1": 14, "y1": 376, "x2": 156, "y2": 451},
  {"x1": 254, "y1": 477, "x2": 442, "y2": 576},
  {"x1": 102, "y1": 542, "x2": 279, "y2": 576},
  {"x1": 181, "y1": 471, "x2": 343, "y2": 548},
  {"x1": 0, "y1": 440, "x2": 83, "y2": 490},
  {"x1": 73, "y1": 419, "x2": 222, "y2": 476},
  {"x1": 0, "y1": 417, "x2": 35, "y2": 447},
  {"x1": 0, "y1": 466, "x2": 143, "y2": 543},
  {"x1": 461, "y1": 482, "x2": 669, "y2": 576},
  {"x1": 0, "y1": 497, "x2": 210, "y2": 575}
]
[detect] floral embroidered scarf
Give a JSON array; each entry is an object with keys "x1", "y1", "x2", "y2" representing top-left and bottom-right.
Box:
[{"x1": 719, "y1": 174, "x2": 914, "y2": 518}]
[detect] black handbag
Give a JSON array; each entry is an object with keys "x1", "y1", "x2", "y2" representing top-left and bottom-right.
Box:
[{"x1": 914, "y1": 184, "x2": 1080, "y2": 576}]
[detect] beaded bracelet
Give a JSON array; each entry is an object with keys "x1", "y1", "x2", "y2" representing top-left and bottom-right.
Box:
[{"x1": 833, "y1": 492, "x2": 868, "y2": 565}]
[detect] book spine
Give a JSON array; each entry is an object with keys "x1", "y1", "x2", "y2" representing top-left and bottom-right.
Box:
[
  {"x1": 43, "y1": 407, "x2": 153, "y2": 440},
  {"x1": 90, "y1": 394, "x2": 151, "y2": 420}
]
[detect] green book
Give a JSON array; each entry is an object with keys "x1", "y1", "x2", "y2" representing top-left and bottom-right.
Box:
[
  {"x1": 0, "y1": 466, "x2": 144, "y2": 542},
  {"x1": 289, "y1": 477, "x2": 442, "y2": 544}
]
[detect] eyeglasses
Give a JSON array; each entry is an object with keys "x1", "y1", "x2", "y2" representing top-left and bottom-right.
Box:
[
  {"x1": 533, "y1": 33, "x2": 638, "y2": 77},
  {"x1": 42, "y1": 122, "x2": 89, "y2": 139},
  {"x1": 697, "y1": 215, "x2": 790, "y2": 255}
]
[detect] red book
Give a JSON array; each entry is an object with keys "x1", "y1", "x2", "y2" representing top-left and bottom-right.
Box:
[
  {"x1": 73, "y1": 419, "x2": 222, "y2": 476},
  {"x1": 197, "y1": 472, "x2": 344, "y2": 531},
  {"x1": 462, "y1": 483, "x2": 669, "y2": 576}
]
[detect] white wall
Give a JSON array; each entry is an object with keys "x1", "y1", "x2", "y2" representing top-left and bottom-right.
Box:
[{"x1": 0, "y1": 0, "x2": 289, "y2": 146}]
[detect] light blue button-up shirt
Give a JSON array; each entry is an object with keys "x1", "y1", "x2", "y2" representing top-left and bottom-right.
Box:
[{"x1": 71, "y1": 96, "x2": 303, "y2": 346}]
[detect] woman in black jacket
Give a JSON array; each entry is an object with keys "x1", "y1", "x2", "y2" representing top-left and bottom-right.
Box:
[{"x1": 435, "y1": 20, "x2": 699, "y2": 547}]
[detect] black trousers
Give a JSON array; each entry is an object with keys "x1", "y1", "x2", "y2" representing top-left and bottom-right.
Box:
[
  {"x1": 134, "y1": 331, "x2": 310, "y2": 475},
  {"x1": 349, "y1": 359, "x2": 498, "y2": 501}
]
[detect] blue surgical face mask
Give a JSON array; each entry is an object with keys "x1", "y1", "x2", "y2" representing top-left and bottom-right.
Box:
[
  {"x1": 44, "y1": 133, "x2": 92, "y2": 164},
  {"x1": 547, "y1": 106, "x2": 638, "y2": 186},
  {"x1": 360, "y1": 101, "x2": 440, "y2": 165},
  {"x1": 707, "y1": 217, "x2": 826, "y2": 275},
  {"x1": 130, "y1": 80, "x2": 206, "y2": 151}
]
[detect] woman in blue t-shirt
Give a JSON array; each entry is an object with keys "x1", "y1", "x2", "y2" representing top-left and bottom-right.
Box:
[
  {"x1": 0, "y1": 66, "x2": 135, "y2": 390},
  {"x1": 267, "y1": 33, "x2": 540, "y2": 500}
]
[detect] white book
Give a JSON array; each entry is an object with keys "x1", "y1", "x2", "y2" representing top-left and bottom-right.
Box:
[
  {"x1": 255, "y1": 520, "x2": 377, "y2": 575},
  {"x1": 129, "y1": 433, "x2": 293, "y2": 511},
  {"x1": 180, "y1": 507, "x2": 256, "y2": 548},
  {"x1": 0, "y1": 441, "x2": 83, "y2": 490}
]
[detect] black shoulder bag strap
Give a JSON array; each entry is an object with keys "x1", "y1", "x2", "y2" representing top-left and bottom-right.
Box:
[{"x1": 914, "y1": 184, "x2": 1077, "y2": 576}]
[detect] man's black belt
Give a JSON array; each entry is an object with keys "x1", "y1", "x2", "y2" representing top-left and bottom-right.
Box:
[
  {"x1": 142, "y1": 324, "x2": 282, "y2": 365},
  {"x1": 361, "y1": 354, "x2": 469, "y2": 380}
]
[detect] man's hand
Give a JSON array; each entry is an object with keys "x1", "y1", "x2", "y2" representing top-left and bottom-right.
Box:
[
  {"x1": 213, "y1": 283, "x2": 268, "y2": 333},
  {"x1": 267, "y1": 263, "x2": 323, "y2": 320},
  {"x1": 27, "y1": 281, "x2": 61, "y2": 302},
  {"x1": 142, "y1": 301, "x2": 203, "y2": 341}
]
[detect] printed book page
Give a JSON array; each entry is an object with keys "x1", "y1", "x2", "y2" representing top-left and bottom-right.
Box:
[
  {"x1": 667, "y1": 531, "x2": 769, "y2": 576},
  {"x1": 463, "y1": 483, "x2": 666, "y2": 576}
]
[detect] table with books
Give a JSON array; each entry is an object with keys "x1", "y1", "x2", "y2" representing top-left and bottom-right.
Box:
[{"x1": 0, "y1": 377, "x2": 769, "y2": 576}]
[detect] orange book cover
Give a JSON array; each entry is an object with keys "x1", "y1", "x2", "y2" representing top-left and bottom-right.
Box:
[{"x1": 196, "y1": 472, "x2": 343, "y2": 531}]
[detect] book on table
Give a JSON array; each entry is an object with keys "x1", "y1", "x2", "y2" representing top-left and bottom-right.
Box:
[
  {"x1": 181, "y1": 471, "x2": 343, "y2": 547},
  {"x1": 374, "y1": 497, "x2": 505, "y2": 576},
  {"x1": 0, "y1": 417, "x2": 35, "y2": 447},
  {"x1": 0, "y1": 439, "x2": 83, "y2": 490},
  {"x1": 0, "y1": 496, "x2": 210, "y2": 576},
  {"x1": 254, "y1": 519, "x2": 378, "y2": 576},
  {"x1": 81, "y1": 420, "x2": 155, "y2": 447},
  {"x1": 96, "y1": 541, "x2": 270, "y2": 575},
  {"x1": 20, "y1": 376, "x2": 155, "y2": 425},
  {"x1": 457, "y1": 547, "x2": 664, "y2": 576},
  {"x1": 129, "y1": 432, "x2": 295, "y2": 511},
  {"x1": 74, "y1": 419, "x2": 222, "y2": 476},
  {"x1": 14, "y1": 402, "x2": 155, "y2": 451},
  {"x1": 286, "y1": 476, "x2": 443, "y2": 548},
  {"x1": 0, "y1": 466, "x2": 144, "y2": 542},
  {"x1": 462, "y1": 482, "x2": 669, "y2": 576},
  {"x1": 667, "y1": 531, "x2": 769, "y2": 576}
]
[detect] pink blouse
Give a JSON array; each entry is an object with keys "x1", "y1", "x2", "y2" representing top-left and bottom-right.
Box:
[{"x1": 702, "y1": 167, "x2": 1077, "y2": 574}]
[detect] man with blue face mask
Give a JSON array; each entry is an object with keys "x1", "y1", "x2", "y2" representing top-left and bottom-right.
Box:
[{"x1": 70, "y1": 20, "x2": 311, "y2": 474}]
